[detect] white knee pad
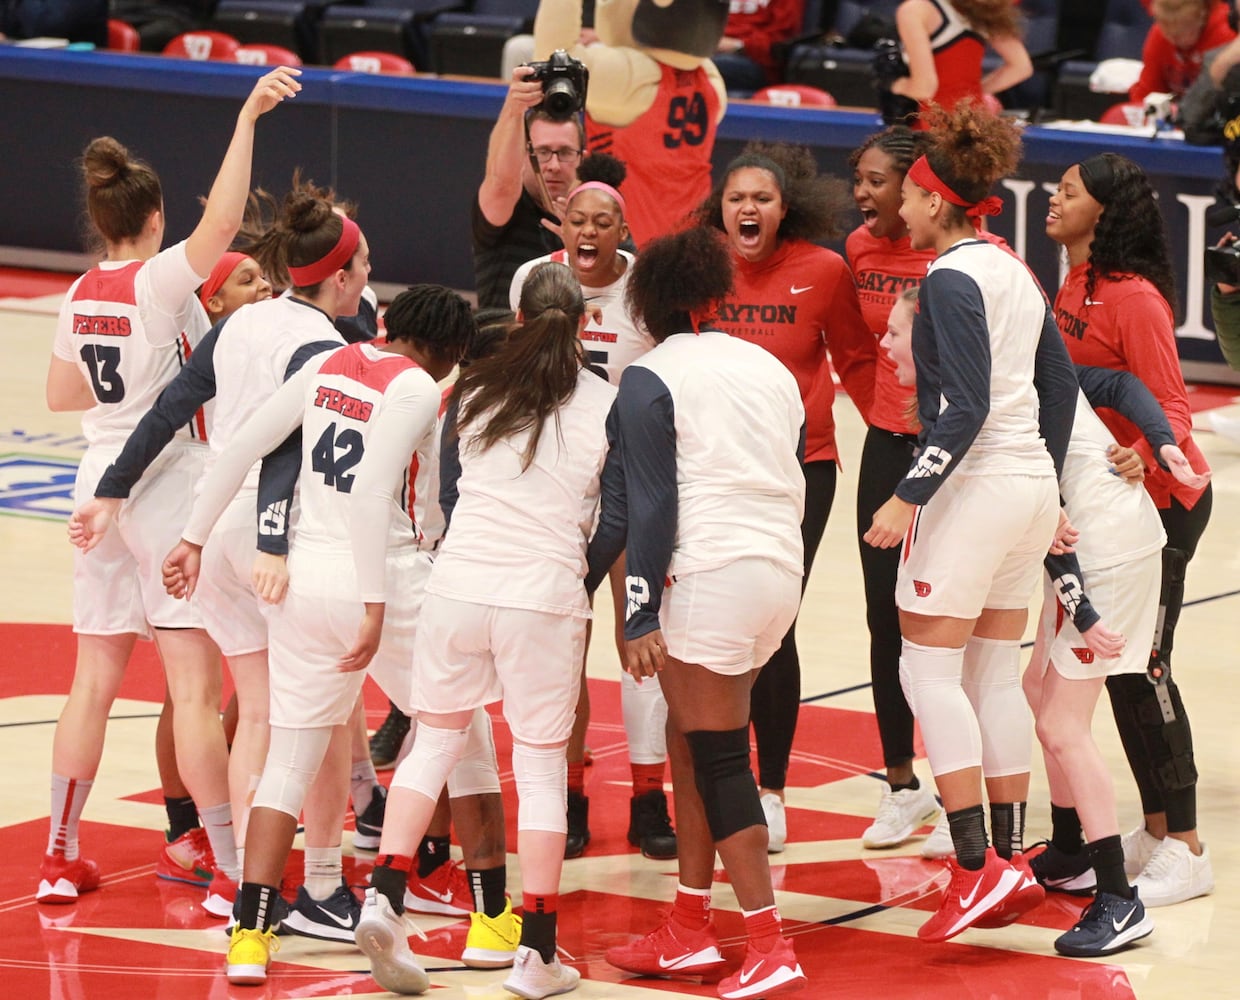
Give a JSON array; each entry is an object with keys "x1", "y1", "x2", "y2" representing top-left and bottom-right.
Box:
[
  {"x1": 391, "y1": 723, "x2": 471, "y2": 802},
  {"x1": 252, "y1": 726, "x2": 333, "y2": 819},
  {"x1": 901, "y1": 639, "x2": 982, "y2": 777},
  {"x1": 512, "y1": 742, "x2": 567, "y2": 834},
  {"x1": 447, "y1": 707, "x2": 501, "y2": 798},
  {"x1": 962, "y1": 636, "x2": 1031, "y2": 778},
  {"x1": 621, "y1": 670, "x2": 668, "y2": 764}
]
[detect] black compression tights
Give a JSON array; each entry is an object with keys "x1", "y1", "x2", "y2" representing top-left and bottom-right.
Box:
[{"x1": 751, "y1": 459, "x2": 836, "y2": 791}]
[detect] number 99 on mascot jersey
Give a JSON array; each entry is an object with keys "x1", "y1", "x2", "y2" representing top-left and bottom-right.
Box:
[{"x1": 534, "y1": 0, "x2": 728, "y2": 247}]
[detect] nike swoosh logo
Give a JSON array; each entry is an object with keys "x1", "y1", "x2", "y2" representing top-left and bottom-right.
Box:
[
  {"x1": 1112, "y1": 908, "x2": 1136, "y2": 933},
  {"x1": 316, "y1": 904, "x2": 355, "y2": 928},
  {"x1": 657, "y1": 948, "x2": 717, "y2": 970},
  {"x1": 790, "y1": 285, "x2": 813, "y2": 295},
  {"x1": 959, "y1": 880, "x2": 983, "y2": 909},
  {"x1": 739, "y1": 960, "x2": 765, "y2": 985},
  {"x1": 423, "y1": 887, "x2": 455, "y2": 904}
]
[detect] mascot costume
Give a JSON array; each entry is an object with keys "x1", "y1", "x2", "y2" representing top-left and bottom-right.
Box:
[{"x1": 534, "y1": 0, "x2": 729, "y2": 247}]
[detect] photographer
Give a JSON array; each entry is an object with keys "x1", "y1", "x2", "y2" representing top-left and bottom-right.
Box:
[
  {"x1": 1208, "y1": 138, "x2": 1240, "y2": 369},
  {"x1": 471, "y1": 64, "x2": 585, "y2": 309}
]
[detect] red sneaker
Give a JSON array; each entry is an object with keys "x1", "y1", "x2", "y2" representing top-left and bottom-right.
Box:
[
  {"x1": 156, "y1": 828, "x2": 215, "y2": 887},
  {"x1": 203, "y1": 867, "x2": 238, "y2": 918},
  {"x1": 404, "y1": 859, "x2": 472, "y2": 917},
  {"x1": 606, "y1": 916, "x2": 726, "y2": 978},
  {"x1": 973, "y1": 850, "x2": 1046, "y2": 928},
  {"x1": 37, "y1": 851, "x2": 101, "y2": 904},
  {"x1": 918, "y1": 848, "x2": 1025, "y2": 942},
  {"x1": 717, "y1": 936, "x2": 806, "y2": 999}
]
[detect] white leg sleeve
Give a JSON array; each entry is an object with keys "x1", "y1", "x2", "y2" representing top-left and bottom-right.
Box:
[
  {"x1": 621, "y1": 669, "x2": 668, "y2": 764},
  {"x1": 447, "y1": 707, "x2": 502, "y2": 798},
  {"x1": 512, "y1": 742, "x2": 567, "y2": 834},
  {"x1": 252, "y1": 726, "x2": 333, "y2": 819},
  {"x1": 962, "y1": 636, "x2": 1031, "y2": 778},
  {"x1": 900, "y1": 639, "x2": 981, "y2": 777},
  {"x1": 390, "y1": 723, "x2": 471, "y2": 801}
]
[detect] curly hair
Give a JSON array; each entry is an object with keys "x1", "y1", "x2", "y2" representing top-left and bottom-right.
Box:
[
  {"x1": 626, "y1": 227, "x2": 734, "y2": 342},
  {"x1": 1077, "y1": 153, "x2": 1178, "y2": 311},
  {"x1": 574, "y1": 151, "x2": 627, "y2": 191},
  {"x1": 848, "y1": 125, "x2": 934, "y2": 176},
  {"x1": 922, "y1": 101, "x2": 1022, "y2": 212},
  {"x1": 383, "y1": 285, "x2": 475, "y2": 369},
  {"x1": 452, "y1": 262, "x2": 584, "y2": 470},
  {"x1": 693, "y1": 141, "x2": 851, "y2": 244},
  {"x1": 79, "y1": 136, "x2": 162, "y2": 251},
  {"x1": 953, "y1": 0, "x2": 1024, "y2": 39}
]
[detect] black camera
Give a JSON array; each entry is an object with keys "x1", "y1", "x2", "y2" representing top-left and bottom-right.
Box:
[
  {"x1": 525, "y1": 49, "x2": 589, "y2": 121},
  {"x1": 1206, "y1": 243, "x2": 1240, "y2": 286},
  {"x1": 872, "y1": 38, "x2": 908, "y2": 86}
]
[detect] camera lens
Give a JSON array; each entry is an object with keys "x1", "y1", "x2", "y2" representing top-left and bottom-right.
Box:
[{"x1": 543, "y1": 78, "x2": 579, "y2": 120}]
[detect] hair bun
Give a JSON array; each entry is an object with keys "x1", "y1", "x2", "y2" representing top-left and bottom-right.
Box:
[{"x1": 82, "y1": 136, "x2": 132, "y2": 190}]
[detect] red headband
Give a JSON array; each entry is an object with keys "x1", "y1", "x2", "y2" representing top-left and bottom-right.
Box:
[
  {"x1": 907, "y1": 156, "x2": 1003, "y2": 218},
  {"x1": 568, "y1": 181, "x2": 627, "y2": 216},
  {"x1": 287, "y1": 216, "x2": 361, "y2": 287},
  {"x1": 199, "y1": 251, "x2": 249, "y2": 309}
]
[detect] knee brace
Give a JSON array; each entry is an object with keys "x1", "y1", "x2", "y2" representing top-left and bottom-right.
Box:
[
  {"x1": 252, "y1": 726, "x2": 333, "y2": 819},
  {"x1": 391, "y1": 723, "x2": 471, "y2": 802},
  {"x1": 961, "y1": 636, "x2": 1031, "y2": 778},
  {"x1": 621, "y1": 670, "x2": 669, "y2": 764},
  {"x1": 512, "y1": 742, "x2": 567, "y2": 834},
  {"x1": 901, "y1": 640, "x2": 981, "y2": 777},
  {"x1": 683, "y1": 728, "x2": 765, "y2": 841},
  {"x1": 1148, "y1": 547, "x2": 1187, "y2": 684},
  {"x1": 1109, "y1": 671, "x2": 1197, "y2": 793},
  {"x1": 447, "y1": 707, "x2": 501, "y2": 798}
]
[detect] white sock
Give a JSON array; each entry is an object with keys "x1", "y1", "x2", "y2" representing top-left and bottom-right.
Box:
[
  {"x1": 304, "y1": 845, "x2": 343, "y2": 900},
  {"x1": 199, "y1": 802, "x2": 240, "y2": 880},
  {"x1": 351, "y1": 758, "x2": 378, "y2": 816},
  {"x1": 48, "y1": 774, "x2": 93, "y2": 859}
]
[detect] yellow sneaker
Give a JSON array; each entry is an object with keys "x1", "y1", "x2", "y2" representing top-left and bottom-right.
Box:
[
  {"x1": 462, "y1": 898, "x2": 522, "y2": 969},
  {"x1": 227, "y1": 926, "x2": 279, "y2": 985}
]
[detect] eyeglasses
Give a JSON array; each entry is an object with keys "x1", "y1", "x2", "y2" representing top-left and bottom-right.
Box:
[{"x1": 529, "y1": 146, "x2": 583, "y2": 165}]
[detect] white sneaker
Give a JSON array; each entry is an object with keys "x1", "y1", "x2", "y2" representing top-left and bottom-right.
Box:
[
  {"x1": 1121, "y1": 825, "x2": 1163, "y2": 877},
  {"x1": 354, "y1": 888, "x2": 429, "y2": 995},
  {"x1": 1133, "y1": 838, "x2": 1214, "y2": 907},
  {"x1": 502, "y1": 945, "x2": 581, "y2": 999},
  {"x1": 921, "y1": 810, "x2": 954, "y2": 860},
  {"x1": 761, "y1": 792, "x2": 787, "y2": 853},
  {"x1": 862, "y1": 783, "x2": 941, "y2": 849}
]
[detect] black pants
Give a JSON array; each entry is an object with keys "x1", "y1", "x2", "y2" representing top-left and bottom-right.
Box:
[
  {"x1": 855, "y1": 426, "x2": 920, "y2": 769},
  {"x1": 750, "y1": 460, "x2": 837, "y2": 791},
  {"x1": 1105, "y1": 486, "x2": 1212, "y2": 832}
]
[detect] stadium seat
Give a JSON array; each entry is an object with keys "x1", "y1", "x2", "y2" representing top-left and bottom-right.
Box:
[
  {"x1": 212, "y1": 0, "x2": 322, "y2": 64},
  {"x1": 333, "y1": 50, "x2": 417, "y2": 74},
  {"x1": 1053, "y1": 0, "x2": 1152, "y2": 120},
  {"x1": 163, "y1": 30, "x2": 242, "y2": 60},
  {"x1": 428, "y1": 11, "x2": 524, "y2": 77},
  {"x1": 106, "y1": 18, "x2": 141, "y2": 52},
  {"x1": 234, "y1": 42, "x2": 302, "y2": 65},
  {"x1": 319, "y1": 0, "x2": 457, "y2": 71},
  {"x1": 751, "y1": 84, "x2": 837, "y2": 108}
]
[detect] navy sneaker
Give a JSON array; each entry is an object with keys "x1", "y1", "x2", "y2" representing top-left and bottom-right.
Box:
[
  {"x1": 1029, "y1": 841, "x2": 1096, "y2": 895},
  {"x1": 282, "y1": 882, "x2": 362, "y2": 943},
  {"x1": 353, "y1": 786, "x2": 387, "y2": 852},
  {"x1": 1054, "y1": 889, "x2": 1153, "y2": 957}
]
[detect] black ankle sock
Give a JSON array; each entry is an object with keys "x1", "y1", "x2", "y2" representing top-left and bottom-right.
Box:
[
  {"x1": 417, "y1": 835, "x2": 452, "y2": 878},
  {"x1": 237, "y1": 882, "x2": 281, "y2": 931},
  {"x1": 947, "y1": 805, "x2": 989, "y2": 870},
  {"x1": 371, "y1": 859, "x2": 410, "y2": 915},
  {"x1": 889, "y1": 775, "x2": 920, "y2": 793},
  {"x1": 989, "y1": 801, "x2": 1025, "y2": 860},
  {"x1": 521, "y1": 909, "x2": 558, "y2": 964},
  {"x1": 468, "y1": 865, "x2": 508, "y2": 918},
  {"x1": 1085, "y1": 835, "x2": 1133, "y2": 899},
  {"x1": 164, "y1": 796, "x2": 199, "y2": 842},
  {"x1": 1051, "y1": 804, "x2": 1083, "y2": 855}
]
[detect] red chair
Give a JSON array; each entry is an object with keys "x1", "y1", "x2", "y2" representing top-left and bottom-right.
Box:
[
  {"x1": 1101, "y1": 100, "x2": 1145, "y2": 126},
  {"x1": 106, "y1": 19, "x2": 141, "y2": 52},
  {"x1": 234, "y1": 43, "x2": 302, "y2": 67},
  {"x1": 750, "y1": 85, "x2": 836, "y2": 109},
  {"x1": 163, "y1": 31, "x2": 242, "y2": 61},
  {"x1": 333, "y1": 51, "x2": 416, "y2": 75}
]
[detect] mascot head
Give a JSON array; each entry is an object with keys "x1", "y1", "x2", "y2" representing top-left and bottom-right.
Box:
[{"x1": 595, "y1": 0, "x2": 729, "y2": 69}]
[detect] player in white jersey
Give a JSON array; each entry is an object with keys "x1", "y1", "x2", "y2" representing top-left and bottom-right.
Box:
[
  {"x1": 589, "y1": 228, "x2": 809, "y2": 1000},
  {"x1": 509, "y1": 156, "x2": 675, "y2": 863},
  {"x1": 863, "y1": 106, "x2": 1077, "y2": 943},
  {"x1": 147, "y1": 286, "x2": 476, "y2": 987},
  {"x1": 358, "y1": 263, "x2": 613, "y2": 999},
  {"x1": 70, "y1": 189, "x2": 375, "y2": 922},
  {"x1": 40, "y1": 67, "x2": 300, "y2": 906}
]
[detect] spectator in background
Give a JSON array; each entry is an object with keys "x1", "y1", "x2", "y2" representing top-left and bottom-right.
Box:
[
  {"x1": 1130, "y1": 0, "x2": 1235, "y2": 103},
  {"x1": 714, "y1": 0, "x2": 806, "y2": 94},
  {"x1": 472, "y1": 66, "x2": 583, "y2": 309},
  {"x1": 0, "y1": 0, "x2": 106, "y2": 44}
]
